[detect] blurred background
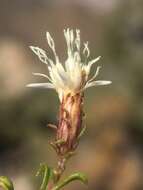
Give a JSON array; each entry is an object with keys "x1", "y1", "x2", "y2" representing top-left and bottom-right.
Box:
[{"x1": 0, "y1": 0, "x2": 143, "y2": 190}]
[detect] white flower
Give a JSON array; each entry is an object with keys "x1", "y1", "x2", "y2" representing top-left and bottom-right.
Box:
[{"x1": 27, "y1": 29, "x2": 111, "y2": 101}]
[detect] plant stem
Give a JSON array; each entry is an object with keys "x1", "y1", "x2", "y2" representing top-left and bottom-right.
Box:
[
  {"x1": 54, "y1": 157, "x2": 67, "y2": 183},
  {"x1": 46, "y1": 157, "x2": 66, "y2": 190}
]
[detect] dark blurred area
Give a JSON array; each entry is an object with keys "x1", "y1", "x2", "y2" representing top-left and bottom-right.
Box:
[{"x1": 0, "y1": 0, "x2": 143, "y2": 189}]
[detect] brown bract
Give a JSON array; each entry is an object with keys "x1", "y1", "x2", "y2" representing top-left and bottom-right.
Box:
[{"x1": 56, "y1": 93, "x2": 84, "y2": 156}]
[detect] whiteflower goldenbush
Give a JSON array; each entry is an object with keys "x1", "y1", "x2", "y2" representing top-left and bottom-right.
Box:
[
  {"x1": 27, "y1": 29, "x2": 111, "y2": 100},
  {"x1": 27, "y1": 28, "x2": 111, "y2": 155},
  {"x1": 0, "y1": 29, "x2": 112, "y2": 190}
]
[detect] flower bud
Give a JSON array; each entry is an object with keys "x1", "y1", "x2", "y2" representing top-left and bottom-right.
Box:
[{"x1": 56, "y1": 93, "x2": 83, "y2": 155}]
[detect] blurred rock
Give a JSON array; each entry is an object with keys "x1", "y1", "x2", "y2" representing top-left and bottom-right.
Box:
[
  {"x1": 13, "y1": 175, "x2": 33, "y2": 190},
  {"x1": 0, "y1": 38, "x2": 31, "y2": 99}
]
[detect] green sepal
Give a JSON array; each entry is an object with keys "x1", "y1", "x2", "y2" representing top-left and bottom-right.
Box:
[
  {"x1": 52, "y1": 172, "x2": 88, "y2": 190},
  {"x1": 49, "y1": 139, "x2": 65, "y2": 153},
  {"x1": 0, "y1": 176, "x2": 14, "y2": 190},
  {"x1": 78, "y1": 124, "x2": 86, "y2": 140},
  {"x1": 54, "y1": 139, "x2": 65, "y2": 145},
  {"x1": 36, "y1": 163, "x2": 52, "y2": 190}
]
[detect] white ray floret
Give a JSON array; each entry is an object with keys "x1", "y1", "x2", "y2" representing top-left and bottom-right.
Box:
[
  {"x1": 27, "y1": 29, "x2": 112, "y2": 101},
  {"x1": 27, "y1": 83, "x2": 54, "y2": 89}
]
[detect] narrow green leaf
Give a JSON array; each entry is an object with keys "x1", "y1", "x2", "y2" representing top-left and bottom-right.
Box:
[
  {"x1": 52, "y1": 172, "x2": 88, "y2": 190},
  {"x1": 36, "y1": 163, "x2": 52, "y2": 190},
  {"x1": 0, "y1": 176, "x2": 14, "y2": 190}
]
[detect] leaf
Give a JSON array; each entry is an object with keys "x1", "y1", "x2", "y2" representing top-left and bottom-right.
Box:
[
  {"x1": 52, "y1": 172, "x2": 88, "y2": 190},
  {"x1": 0, "y1": 176, "x2": 14, "y2": 190},
  {"x1": 36, "y1": 163, "x2": 52, "y2": 190}
]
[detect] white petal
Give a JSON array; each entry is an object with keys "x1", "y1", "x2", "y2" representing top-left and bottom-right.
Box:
[
  {"x1": 74, "y1": 51, "x2": 81, "y2": 62},
  {"x1": 30, "y1": 46, "x2": 48, "y2": 64},
  {"x1": 26, "y1": 83, "x2": 55, "y2": 89},
  {"x1": 75, "y1": 29, "x2": 80, "y2": 51},
  {"x1": 56, "y1": 65, "x2": 72, "y2": 88},
  {"x1": 64, "y1": 29, "x2": 71, "y2": 56},
  {"x1": 87, "y1": 66, "x2": 101, "y2": 83},
  {"x1": 70, "y1": 30, "x2": 74, "y2": 44},
  {"x1": 46, "y1": 32, "x2": 59, "y2": 63},
  {"x1": 71, "y1": 54, "x2": 82, "y2": 87},
  {"x1": 65, "y1": 57, "x2": 75, "y2": 76},
  {"x1": 88, "y1": 56, "x2": 101, "y2": 67},
  {"x1": 83, "y1": 42, "x2": 90, "y2": 58},
  {"x1": 64, "y1": 29, "x2": 75, "y2": 56},
  {"x1": 46, "y1": 32, "x2": 55, "y2": 51},
  {"x1": 32, "y1": 72, "x2": 52, "y2": 81},
  {"x1": 49, "y1": 65, "x2": 66, "y2": 89},
  {"x1": 85, "y1": 80, "x2": 112, "y2": 89},
  {"x1": 56, "y1": 62, "x2": 66, "y2": 75},
  {"x1": 83, "y1": 57, "x2": 101, "y2": 80},
  {"x1": 58, "y1": 89, "x2": 64, "y2": 102}
]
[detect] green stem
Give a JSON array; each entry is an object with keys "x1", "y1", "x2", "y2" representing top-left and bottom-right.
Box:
[{"x1": 53, "y1": 157, "x2": 66, "y2": 184}]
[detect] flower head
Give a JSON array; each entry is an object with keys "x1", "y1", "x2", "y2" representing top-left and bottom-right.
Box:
[{"x1": 27, "y1": 29, "x2": 111, "y2": 101}]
